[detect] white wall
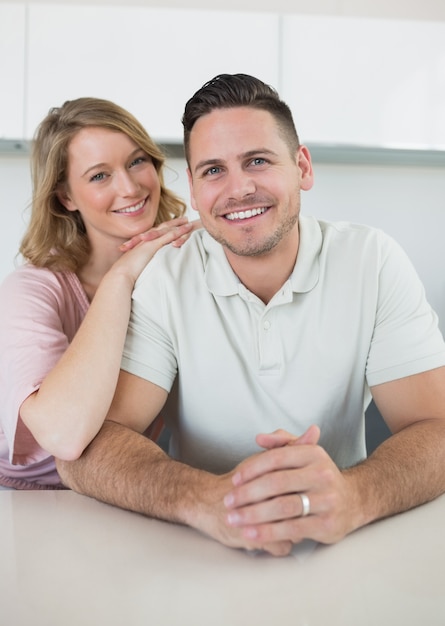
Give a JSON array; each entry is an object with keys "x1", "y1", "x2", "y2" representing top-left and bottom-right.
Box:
[
  {"x1": 6, "y1": 0, "x2": 445, "y2": 21},
  {"x1": 1, "y1": 0, "x2": 444, "y2": 332},
  {"x1": 0, "y1": 156, "x2": 31, "y2": 279}
]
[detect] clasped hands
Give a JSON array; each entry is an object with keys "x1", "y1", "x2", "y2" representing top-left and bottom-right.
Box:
[{"x1": 217, "y1": 425, "x2": 358, "y2": 557}]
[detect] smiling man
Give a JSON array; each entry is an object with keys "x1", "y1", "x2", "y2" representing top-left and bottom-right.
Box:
[
  {"x1": 186, "y1": 105, "x2": 312, "y2": 304},
  {"x1": 57, "y1": 74, "x2": 445, "y2": 557}
]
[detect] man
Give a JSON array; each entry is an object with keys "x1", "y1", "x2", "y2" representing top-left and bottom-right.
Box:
[{"x1": 57, "y1": 74, "x2": 445, "y2": 557}]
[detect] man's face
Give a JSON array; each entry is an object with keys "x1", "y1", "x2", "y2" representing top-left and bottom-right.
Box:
[{"x1": 187, "y1": 106, "x2": 313, "y2": 259}]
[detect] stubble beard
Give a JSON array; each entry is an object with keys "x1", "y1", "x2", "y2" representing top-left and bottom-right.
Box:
[{"x1": 206, "y1": 202, "x2": 300, "y2": 258}]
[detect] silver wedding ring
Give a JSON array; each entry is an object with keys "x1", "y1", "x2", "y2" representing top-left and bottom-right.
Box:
[{"x1": 299, "y1": 493, "x2": 311, "y2": 517}]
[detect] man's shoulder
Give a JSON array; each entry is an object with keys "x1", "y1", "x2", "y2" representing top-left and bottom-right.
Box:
[
  {"x1": 307, "y1": 215, "x2": 394, "y2": 250},
  {"x1": 299, "y1": 215, "x2": 403, "y2": 276},
  {"x1": 136, "y1": 227, "x2": 210, "y2": 285},
  {"x1": 314, "y1": 216, "x2": 381, "y2": 237}
]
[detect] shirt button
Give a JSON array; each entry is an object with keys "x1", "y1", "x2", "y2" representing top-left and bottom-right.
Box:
[{"x1": 263, "y1": 320, "x2": 271, "y2": 331}]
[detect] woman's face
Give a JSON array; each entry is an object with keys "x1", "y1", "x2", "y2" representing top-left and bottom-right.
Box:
[{"x1": 60, "y1": 126, "x2": 161, "y2": 247}]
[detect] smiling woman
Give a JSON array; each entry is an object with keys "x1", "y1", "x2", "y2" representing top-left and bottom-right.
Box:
[
  {"x1": 56, "y1": 126, "x2": 165, "y2": 299},
  {"x1": 0, "y1": 97, "x2": 196, "y2": 489}
]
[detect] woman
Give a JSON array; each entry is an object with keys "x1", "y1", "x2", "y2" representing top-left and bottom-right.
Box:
[{"x1": 0, "y1": 97, "x2": 195, "y2": 489}]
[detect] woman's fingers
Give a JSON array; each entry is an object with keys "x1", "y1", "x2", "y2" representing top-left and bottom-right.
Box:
[
  {"x1": 119, "y1": 218, "x2": 201, "y2": 251},
  {"x1": 119, "y1": 221, "x2": 191, "y2": 251}
]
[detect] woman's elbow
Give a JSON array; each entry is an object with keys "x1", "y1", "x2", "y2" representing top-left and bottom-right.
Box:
[
  {"x1": 40, "y1": 430, "x2": 90, "y2": 461},
  {"x1": 24, "y1": 413, "x2": 96, "y2": 461},
  {"x1": 20, "y1": 396, "x2": 101, "y2": 461}
]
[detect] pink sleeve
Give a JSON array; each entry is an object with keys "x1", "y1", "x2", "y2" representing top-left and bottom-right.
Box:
[{"x1": 0, "y1": 265, "x2": 87, "y2": 465}]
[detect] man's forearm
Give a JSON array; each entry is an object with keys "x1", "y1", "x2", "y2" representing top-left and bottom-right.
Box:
[
  {"x1": 57, "y1": 420, "x2": 297, "y2": 556},
  {"x1": 343, "y1": 419, "x2": 445, "y2": 530},
  {"x1": 56, "y1": 420, "x2": 217, "y2": 528}
]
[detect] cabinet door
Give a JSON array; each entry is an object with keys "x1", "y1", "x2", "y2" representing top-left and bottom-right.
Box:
[
  {"x1": 26, "y1": 4, "x2": 279, "y2": 142},
  {"x1": 281, "y1": 16, "x2": 445, "y2": 149},
  {"x1": 0, "y1": 3, "x2": 26, "y2": 139}
]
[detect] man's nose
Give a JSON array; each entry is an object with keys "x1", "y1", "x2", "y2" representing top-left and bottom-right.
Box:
[{"x1": 225, "y1": 168, "x2": 256, "y2": 200}]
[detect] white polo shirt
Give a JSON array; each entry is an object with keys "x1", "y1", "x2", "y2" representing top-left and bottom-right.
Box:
[{"x1": 122, "y1": 215, "x2": 445, "y2": 473}]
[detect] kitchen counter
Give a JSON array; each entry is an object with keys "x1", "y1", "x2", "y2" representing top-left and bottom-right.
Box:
[{"x1": 1, "y1": 490, "x2": 444, "y2": 625}]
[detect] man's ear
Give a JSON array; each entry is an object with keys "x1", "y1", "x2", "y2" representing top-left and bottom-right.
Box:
[
  {"x1": 297, "y1": 146, "x2": 314, "y2": 192},
  {"x1": 186, "y1": 168, "x2": 199, "y2": 214},
  {"x1": 56, "y1": 185, "x2": 76, "y2": 212}
]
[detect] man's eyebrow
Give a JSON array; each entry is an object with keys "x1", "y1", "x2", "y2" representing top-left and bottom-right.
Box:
[
  {"x1": 243, "y1": 148, "x2": 277, "y2": 159},
  {"x1": 193, "y1": 159, "x2": 221, "y2": 175}
]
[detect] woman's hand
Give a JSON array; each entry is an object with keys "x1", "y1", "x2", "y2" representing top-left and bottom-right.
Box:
[
  {"x1": 119, "y1": 217, "x2": 200, "y2": 251},
  {"x1": 114, "y1": 217, "x2": 201, "y2": 284}
]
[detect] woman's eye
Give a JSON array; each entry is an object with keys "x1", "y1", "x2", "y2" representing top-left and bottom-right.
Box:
[
  {"x1": 90, "y1": 172, "x2": 106, "y2": 182},
  {"x1": 130, "y1": 156, "x2": 148, "y2": 168}
]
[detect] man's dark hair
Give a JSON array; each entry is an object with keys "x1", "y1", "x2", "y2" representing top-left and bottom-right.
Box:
[{"x1": 182, "y1": 73, "x2": 300, "y2": 164}]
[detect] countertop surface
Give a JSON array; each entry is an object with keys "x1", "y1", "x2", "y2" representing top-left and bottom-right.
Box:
[{"x1": 1, "y1": 490, "x2": 444, "y2": 626}]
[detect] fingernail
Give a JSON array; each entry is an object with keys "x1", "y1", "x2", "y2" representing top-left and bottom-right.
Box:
[
  {"x1": 244, "y1": 527, "x2": 258, "y2": 539},
  {"x1": 232, "y1": 472, "x2": 242, "y2": 486},
  {"x1": 227, "y1": 512, "x2": 241, "y2": 526},
  {"x1": 224, "y1": 493, "x2": 235, "y2": 507}
]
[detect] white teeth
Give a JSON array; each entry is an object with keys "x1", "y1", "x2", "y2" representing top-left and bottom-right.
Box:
[
  {"x1": 115, "y1": 199, "x2": 145, "y2": 214},
  {"x1": 225, "y1": 207, "x2": 267, "y2": 221}
]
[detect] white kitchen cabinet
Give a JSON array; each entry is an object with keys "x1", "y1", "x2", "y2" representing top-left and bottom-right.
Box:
[
  {"x1": 281, "y1": 16, "x2": 445, "y2": 150},
  {"x1": 0, "y1": 3, "x2": 26, "y2": 139},
  {"x1": 25, "y1": 4, "x2": 280, "y2": 142}
]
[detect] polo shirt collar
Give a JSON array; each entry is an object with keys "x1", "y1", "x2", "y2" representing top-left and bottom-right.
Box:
[
  {"x1": 203, "y1": 214, "x2": 321, "y2": 297},
  {"x1": 289, "y1": 214, "x2": 322, "y2": 293}
]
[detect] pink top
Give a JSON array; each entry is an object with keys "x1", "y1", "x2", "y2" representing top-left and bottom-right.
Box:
[{"x1": 0, "y1": 264, "x2": 89, "y2": 489}]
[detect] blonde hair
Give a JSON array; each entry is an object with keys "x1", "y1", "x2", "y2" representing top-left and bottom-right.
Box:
[{"x1": 20, "y1": 97, "x2": 186, "y2": 272}]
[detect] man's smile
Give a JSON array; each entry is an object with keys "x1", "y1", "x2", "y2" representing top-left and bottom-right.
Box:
[{"x1": 224, "y1": 207, "x2": 269, "y2": 221}]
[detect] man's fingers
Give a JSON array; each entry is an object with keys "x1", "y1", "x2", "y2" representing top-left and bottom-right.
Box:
[
  {"x1": 256, "y1": 425, "x2": 320, "y2": 450},
  {"x1": 226, "y1": 491, "x2": 317, "y2": 527}
]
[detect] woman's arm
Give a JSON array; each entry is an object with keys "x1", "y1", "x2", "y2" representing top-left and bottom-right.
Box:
[{"x1": 20, "y1": 219, "x2": 195, "y2": 460}]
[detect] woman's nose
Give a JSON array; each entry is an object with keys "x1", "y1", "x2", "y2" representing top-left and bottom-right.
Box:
[{"x1": 116, "y1": 171, "x2": 139, "y2": 196}]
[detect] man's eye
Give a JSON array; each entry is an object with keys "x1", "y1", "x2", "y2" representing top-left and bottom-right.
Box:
[
  {"x1": 204, "y1": 166, "x2": 221, "y2": 176},
  {"x1": 251, "y1": 157, "x2": 266, "y2": 166}
]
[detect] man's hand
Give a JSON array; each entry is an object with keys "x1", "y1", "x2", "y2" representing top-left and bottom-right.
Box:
[
  {"x1": 186, "y1": 469, "x2": 293, "y2": 557},
  {"x1": 221, "y1": 425, "x2": 362, "y2": 551}
]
